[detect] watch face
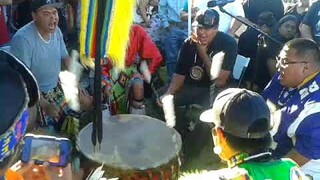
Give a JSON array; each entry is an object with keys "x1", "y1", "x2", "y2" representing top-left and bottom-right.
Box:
[{"x1": 190, "y1": 65, "x2": 204, "y2": 81}]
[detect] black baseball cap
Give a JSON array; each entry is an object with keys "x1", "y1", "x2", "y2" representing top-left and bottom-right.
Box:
[
  {"x1": 200, "y1": 88, "x2": 271, "y2": 139},
  {"x1": 0, "y1": 50, "x2": 39, "y2": 133},
  {"x1": 193, "y1": 9, "x2": 219, "y2": 29},
  {"x1": 31, "y1": 0, "x2": 63, "y2": 12}
]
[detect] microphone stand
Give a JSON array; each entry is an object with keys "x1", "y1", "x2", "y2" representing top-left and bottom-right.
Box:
[{"x1": 218, "y1": 6, "x2": 283, "y2": 46}]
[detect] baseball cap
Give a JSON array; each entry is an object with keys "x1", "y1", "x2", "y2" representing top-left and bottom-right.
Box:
[
  {"x1": 193, "y1": 9, "x2": 219, "y2": 29},
  {"x1": 31, "y1": 0, "x2": 63, "y2": 12},
  {"x1": 200, "y1": 88, "x2": 271, "y2": 139}
]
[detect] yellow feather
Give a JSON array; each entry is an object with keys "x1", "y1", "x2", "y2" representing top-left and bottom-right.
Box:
[
  {"x1": 105, "y1": 0, "x2": 135, "y2": 69},
  {"x1": 79, "y1": 0, "x2": 88, "y2": 60}
]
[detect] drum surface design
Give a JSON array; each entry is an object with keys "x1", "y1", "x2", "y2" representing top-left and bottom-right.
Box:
[{"x1": 78, "y1": 115, "x2": 182, "y2": 171}]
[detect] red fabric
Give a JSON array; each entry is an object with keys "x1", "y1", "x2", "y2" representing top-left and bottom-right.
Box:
[
  {"x1": 101, "y1": 25, "x2": 163, "y2": 91},
  {"x1": 0, "y1": 6, "x2": 10, "y2": 45},
  {"x1": 125, "y1": 24, "x2": 162, "y2": 74}
]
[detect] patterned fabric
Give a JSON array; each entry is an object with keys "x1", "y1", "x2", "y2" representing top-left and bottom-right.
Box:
[
  {"x1": 39, "y1": 84, "x2": 80, "y2": 139},
  {"x1": 101, "y1": 63, "x2": 144, "y2": 115},
  {"x1": 0, "y1": 110, "x2": 28, "y2": 162}
]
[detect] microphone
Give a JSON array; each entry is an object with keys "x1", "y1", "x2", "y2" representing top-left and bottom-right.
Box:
[{"x1": 207, "y1": 0, "x2": 235, "y2": 7}]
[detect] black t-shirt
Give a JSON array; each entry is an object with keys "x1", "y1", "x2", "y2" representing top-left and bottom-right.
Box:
[
  {"x1": 238, "y1": 28, "x2": 260, "y2": 81},
  {"x1": 175, "y1": 32, "x2": 237, "y2": 87},
  {"x1": 301, "y1": 1, "x2": 320, "y2": 44}
]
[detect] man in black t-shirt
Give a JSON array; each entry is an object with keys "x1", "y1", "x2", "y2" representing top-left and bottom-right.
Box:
[
  {"x1": 159, "y1": 9, "x2": 237, "y2": 136},
  {"x1": 162, "y1": 8, "x2": 237, "y2": 106}
]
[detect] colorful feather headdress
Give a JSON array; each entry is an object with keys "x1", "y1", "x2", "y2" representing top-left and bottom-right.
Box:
[{"x1": 79, "y1": 0, "x2": 135, "y2": 69}]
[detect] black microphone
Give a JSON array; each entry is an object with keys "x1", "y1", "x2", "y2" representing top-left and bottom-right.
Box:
[{"x1": 207, "y1": 0, "x2": 235, "y2": 7}]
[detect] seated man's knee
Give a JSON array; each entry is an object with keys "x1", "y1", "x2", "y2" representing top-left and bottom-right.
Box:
[{"x1": 131, "y1": 78, "x2": 144, "y2": 100}]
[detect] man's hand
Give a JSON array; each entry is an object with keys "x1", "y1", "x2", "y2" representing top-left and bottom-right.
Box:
[
  {"x1": 79, "y1": 88, "x2": 93, "y2": 111},
  {"x1": 42, "y1": 102, "x2": 61, "y2": 120},
  {"x1": 39, "y1": 95, "x2": 60, "y2": 119},
  {"x1": 190, "y1": 32, "x2": 207, "y2": 53}
]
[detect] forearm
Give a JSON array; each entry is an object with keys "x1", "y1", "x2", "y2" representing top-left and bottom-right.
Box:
[
  {"x1": 62, "y1": 57, "x2": 71, "y2": 70},
  {"x1": 300, "y1": 24, "x2": 314, "y2": 40},
  {"x1": 229, "y1": 17, "x2": 243, "y2": 36},
  {"x1": 166, "y1": 74, "x2": 185, "y2": 95},
  {"x1": 286, "y1": 149, "x2": 310, "y2": 167},
  {"x1": 197, "y1": 46, "x2": 212, "y2": 74},
  {"x1": 139, "y1": 6, "x2": 149, "y2": 23}
]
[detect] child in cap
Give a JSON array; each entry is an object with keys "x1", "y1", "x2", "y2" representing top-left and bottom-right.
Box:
[{"x1": 180, "y1": 88, "x2": 308, "y2": 179}]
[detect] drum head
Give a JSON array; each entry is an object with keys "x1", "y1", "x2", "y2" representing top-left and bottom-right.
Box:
[{"x1": 78, "y1": 115, "x2": 182, "y2": 170}]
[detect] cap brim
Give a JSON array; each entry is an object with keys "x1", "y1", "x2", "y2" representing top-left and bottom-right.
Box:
[
  {"x1": 200, "y1": 109, "x2": 214, "y2": 123},
  {"x1": 192, "y1": 22, "x2": 213, "y2": 28}
]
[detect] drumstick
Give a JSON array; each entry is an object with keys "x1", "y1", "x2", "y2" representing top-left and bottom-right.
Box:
[
  {"x1": 139, "y1": 60, "x2": 160, "y2": 101},
  {"x1": 59, "y1": 50, "x2": 83, "y2": 111}
]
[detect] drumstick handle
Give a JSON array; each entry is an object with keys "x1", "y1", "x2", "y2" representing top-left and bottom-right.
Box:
[
  {"x1": 151, "y1": 81, "x2": 160, "y2": 102},
  {"x1": 91, "y1": 112, "x2": 97, "y2": 148}
]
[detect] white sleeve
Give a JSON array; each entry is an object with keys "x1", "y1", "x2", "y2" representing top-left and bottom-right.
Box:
[{"x1": 224, "y1": 1, "x2": 245, "y2": 17}]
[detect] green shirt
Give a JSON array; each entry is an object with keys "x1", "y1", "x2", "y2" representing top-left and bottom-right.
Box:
[{"x1": 238, "y1": 158, "x2": 306, "y2": 180}]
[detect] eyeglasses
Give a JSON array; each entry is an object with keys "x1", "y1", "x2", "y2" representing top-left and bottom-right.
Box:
[{"x1": 276, "y1": 56, "x2": 308, "y2": 68}]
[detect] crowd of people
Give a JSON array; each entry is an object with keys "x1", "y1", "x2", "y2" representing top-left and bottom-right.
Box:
[{"x1": 1, "y1": 0, "x2": 320, "y2": 179}]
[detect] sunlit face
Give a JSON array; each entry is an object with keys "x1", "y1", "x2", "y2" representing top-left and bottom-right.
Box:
[
  {"x1": 196, "y1": 26, "x2": 218, "y2": 46},
  {"x1": 276, "y1": 47, "x2": 308, "y2": 88},
  {"x1": 32, "y1": 7, "x2": 59, "y2": 34},
  {"x1": 278, "y1": 20, "x2": 297, "y2": 40}
]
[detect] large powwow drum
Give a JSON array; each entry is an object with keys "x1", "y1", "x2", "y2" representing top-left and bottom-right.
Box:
[{"x1": 78, "y1": 115, "x2": 182, "y2": 179}]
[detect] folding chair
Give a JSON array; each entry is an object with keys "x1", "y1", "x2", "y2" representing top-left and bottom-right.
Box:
[{"x1": 233, "y1": 54, "x2": 250, "y2": 87}]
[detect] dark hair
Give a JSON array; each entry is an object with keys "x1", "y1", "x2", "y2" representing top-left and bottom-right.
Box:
[
  {"x1": 278, "y1": 15, "x2": 298, "y2": 28},
  {"x1": 222, "y1": 118, "x2": 272, "y2": 153},
  {"x1": 257, "y1": 11, "x2": 277, "y2": 28},
  {"x1": 224, "y1": 131, "x2": 272, "y2": 154},
  {"x1": 286, "y1": 38, "x2": 320, "y2": 64}
]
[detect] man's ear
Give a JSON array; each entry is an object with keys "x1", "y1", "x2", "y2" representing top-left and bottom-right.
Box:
[
  {"x1": 216, "y1": 128, "x2": 225, "y2": 140},
  {"x1": 212, "y1": 128, "x2": 224, "y2": 144}
]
